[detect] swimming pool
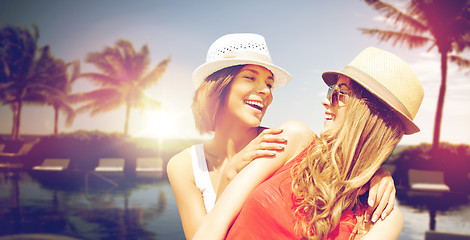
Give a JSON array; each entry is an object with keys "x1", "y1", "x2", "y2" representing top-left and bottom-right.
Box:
[{"x1": 1, "y1": 172, "x2": 469, "y2": 240}]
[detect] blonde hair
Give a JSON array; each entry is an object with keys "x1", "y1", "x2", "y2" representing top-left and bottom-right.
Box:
[
  {"x1": 292, "y1": 81, "x2": 405, "y2": 240},
  {"x1": 191, "y1": 65, "x2": 245, "y2": 134}
]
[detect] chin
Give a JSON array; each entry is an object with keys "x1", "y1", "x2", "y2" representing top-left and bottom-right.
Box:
[{"x1": 249, "y1": 121, "x2": 262, "y2": 128}]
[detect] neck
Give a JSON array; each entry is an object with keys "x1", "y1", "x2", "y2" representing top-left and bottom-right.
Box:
[{"x1": 206, "y1": 123, "x2": 260, "y2": 160}]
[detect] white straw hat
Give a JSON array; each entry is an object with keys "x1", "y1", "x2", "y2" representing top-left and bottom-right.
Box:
[
  {"x1": 192, "y1": 33, "x2": 292, "y2": 90},
  {"x1": 322, "y1": 47, "x2": 424, "y2": 135}
]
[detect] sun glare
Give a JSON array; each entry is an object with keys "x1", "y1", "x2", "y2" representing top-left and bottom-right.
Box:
[{"x1": 133, "y1": 109, "x2": 174, "y2": 139}]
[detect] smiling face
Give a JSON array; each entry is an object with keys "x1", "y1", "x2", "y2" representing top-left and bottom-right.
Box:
[
  {"x1": 321, "y1": 75, "x2": 351, "y2": 134},
  {"x1": 218, "y1": 64, "x2": 274, "y2": 128}
]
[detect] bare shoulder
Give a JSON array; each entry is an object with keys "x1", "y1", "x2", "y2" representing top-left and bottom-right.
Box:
[
  {"x1": 279, "y1": 120, "x2": 311, "y2": 132},
  {"x1": 278, "y1": 120, "x2": 314, "y2": 144},
  {"x1": 167, "y1": 147, "x2": 193, "y2": 179},
  {"x1": 278, "y1": 120, "x2": 313, "y2": 139},
  {"x1": 276, "y1": 120, "x2": 314, "y2": 161}
]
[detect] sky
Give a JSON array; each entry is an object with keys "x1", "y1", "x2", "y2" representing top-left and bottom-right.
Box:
[{"x1": 0, "y1": 0, "x2": 469, "y2": 146}]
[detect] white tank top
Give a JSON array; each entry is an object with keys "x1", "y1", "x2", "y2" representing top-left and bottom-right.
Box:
[{"x1": 190, "y1": 144, "x2": 216, "y2": 212}]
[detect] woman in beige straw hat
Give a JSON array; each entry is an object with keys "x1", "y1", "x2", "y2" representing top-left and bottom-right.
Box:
[
  {"x1": 193, "y1": 47, "x2": 424, "y2": 240},
  {"x1": 168, "y1": 33, "x2": 396, "y2": 239}
]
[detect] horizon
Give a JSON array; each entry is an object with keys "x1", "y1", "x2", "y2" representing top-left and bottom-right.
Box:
[{"x1": 1, "y1": 0, "x2": 469, "y2": 146}]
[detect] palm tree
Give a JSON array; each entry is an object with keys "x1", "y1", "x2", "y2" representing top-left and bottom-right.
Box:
[
  {"x1": 72, "y1": 39, "x2": 171, "y2": 135},
  {"x1": 35, "y1": 46, "x2": 80, "y2": 135},
  {"x1": 360, "y1": 0, "x2": 470, "y2": 152},
  {"x1": 0, "y1": 25, "x2": 61, "y2": 140}
]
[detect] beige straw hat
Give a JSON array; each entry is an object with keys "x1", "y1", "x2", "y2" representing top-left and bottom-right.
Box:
[
  {"x1": 192, "y1": 33, "x2": 292, "y2": 90},
  {"x1": 322, "y1": 47, "x2": 424, "y2": 135}
]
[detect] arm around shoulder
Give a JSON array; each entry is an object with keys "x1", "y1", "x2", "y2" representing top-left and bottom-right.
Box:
[{"x1": 193, "y1": 121, "x2": 313, "y2": 240}]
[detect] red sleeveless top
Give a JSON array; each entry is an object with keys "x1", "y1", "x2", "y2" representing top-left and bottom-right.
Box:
[{"x1": 225, "y1": 141, "x2": 357, "y2": 240}]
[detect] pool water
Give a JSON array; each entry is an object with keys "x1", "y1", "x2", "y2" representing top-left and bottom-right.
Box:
[
  {"x1": 1, "y1": 172, "x2": 469, "y2": 240},
  {"x1": 0, "y1": 172, "x2": 185, "y2": 240}
]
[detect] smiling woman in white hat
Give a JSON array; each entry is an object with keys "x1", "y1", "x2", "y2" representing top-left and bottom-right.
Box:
[
  {"x1": 167, "y1": 33, "x2": 295, "y2": 239},
  {"x1": 193, "y1": 47, "x2": 423, "y2": 240}
]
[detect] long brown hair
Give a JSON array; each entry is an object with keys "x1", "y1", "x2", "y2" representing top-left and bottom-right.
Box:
[{"x1": 292, "y1": 81, "x2": 405, "y2": 240}]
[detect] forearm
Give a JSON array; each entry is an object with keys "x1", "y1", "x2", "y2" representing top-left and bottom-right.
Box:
[{"x1": 216, "y1": 168, "x2": 236, "y2": 200}]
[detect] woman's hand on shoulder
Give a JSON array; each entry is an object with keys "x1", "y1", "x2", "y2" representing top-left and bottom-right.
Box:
[
  {"x1": 218, "y1": 128, "x2": 288, "y2": 197},
  {"x1": 221, "y1": 120, "x2": 312, "y2": 186},
  {"x1": 224, "y1": 128, "x2": 288, "y2": 180},
  {"x1": 277, "y1": 120, "x2": 314, "y2": 158},
  {"x1": 364, "y1": 168, "x2": 396, "y2": 223}
]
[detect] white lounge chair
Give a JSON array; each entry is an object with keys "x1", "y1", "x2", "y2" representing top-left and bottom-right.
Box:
[
  {"x1": 408, "y1": 169, "x2": 450, "y2": 193},
  {"x1": 0, "y1": 142, "x2": 35, "y2": 157},
  {"x1": 95, "y1": 158, "x2": 125, "y2": 177},
  {"x1": 33, "y1": 158, "x2": 70, "y2": 171},
  {"x1": 135, "y1": 157, "x2": 163, "y2": 178},
  {"x1": 426, "y1": 230, "x2": 470, "y2": 240}
]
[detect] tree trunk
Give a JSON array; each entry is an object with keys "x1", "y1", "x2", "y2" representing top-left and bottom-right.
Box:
[
  {"x1": 432, "y1": 51, "x2": 448, "y2": 153},
  {"x1": 10, "y1": 101, "x2": 22, "y2": 141},
  {"x1": 10, "y1": 103, "x2": 18, "y2": 140},
  {"x1": 124, "y1": 102, "x2": 130, "y2": 135},
  {"x1": 15, "y1": 100, "x2": 23, "y2": 140},
  {"x1": 54, "y1": 106, "x2": 59, "y2": 135}
]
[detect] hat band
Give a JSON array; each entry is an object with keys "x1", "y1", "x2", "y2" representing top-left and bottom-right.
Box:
[
  {"x1": 208, "y1": 51, "x2": 273, "y2": 64},
  {"x1": 342, "y1": 65, "x2": 412, "y2": 119}
]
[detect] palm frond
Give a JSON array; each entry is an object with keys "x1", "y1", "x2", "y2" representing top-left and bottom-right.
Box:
[
  {"x1": 74, "y1": 102, "x2": 96, "y2": 115},
  {"x1": 27, "y1": 82, "x2": 63, "y2": 96},
  {"x1": 66, "y1": 60, "x2": 81, "y2": 83},
  {"x1": 79, "y1": 72, "x2": 122, "y2": 86},
  {"x1": 86, "y1": 50, "x2": 120, "y2": 77},
  {"x1": 0, "y1": 81, "x2": 14, "y2": 89},
  {"x1": 359, "y1": 28, "x2": 432, "y2": 49},
  {"x1": 449, "y1": 54, "x2": 470, "y2": 72},
  {"x1": 88, "y1": 94, "x2": 124, "y2": 116},
  {"x1": 57, "y1": 102, "x2": 76, "y2": 126},
  {"x1": 109, "y1": 40, "x2": 132, "y2": 79},
  {"x1": 138, "y1": 56, "x2": 171, "y2": 88},
  {"x1": 454, "y1": 37, "x2": 470, "y2": 52},
  {"x1": 129, "y1": 44, "x2": 150, "y2": 81},
  {"x1": 364, "y1": 0, "x2": 428, "y2": 33},
  {"x1": 128, "y1": 88, "x2": 165, "y2": 111},
  {"x1": 22, "y1": 82, "x2": 64, "y2": 106},
  {"x1": 141, "y1": 95, "x2": 165, "y2": 111},
  {"x1": 68, "y1": 88, "x2": 120, "y2": 103},
  {"x1": 74, "y1": 93, "x2": 123, "y2": 116},
  {"x1": 114, "y1": 40, "x2": 151, "y2": 83},
  {"x1": 452, "y1": 24, "x2": 470, "y2": 52},
  {"x1": 116, "y1": 39, "x2": 137, "y2": 59},
  {"x1": 0, "y1": 58, "x2": 11, "y2": 78}
]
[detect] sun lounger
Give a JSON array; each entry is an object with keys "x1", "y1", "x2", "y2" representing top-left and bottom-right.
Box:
[
  {"x1": 426, "y1": 230, "x2": 470, "y2": 240},
  {"x1": 33, "y1": 158, "x2": 70, "y2": 171},
  {"x1": 0, "y1": 142, "x2": 35, "y2": 157},
  {"x1": 408, "y1": 169, "x2": 450, "y2": 192},
  {"x1": 95, "y1": 158, "x2": 125, "y2": 177},
  {"x1": 135, "y1": 157, "x2": 163, "y2": 178}
]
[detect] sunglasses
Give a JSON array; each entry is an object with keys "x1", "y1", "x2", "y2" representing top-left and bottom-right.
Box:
[{"x1": 327, "y1": 84, "x2": 349, "y2": 107}]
